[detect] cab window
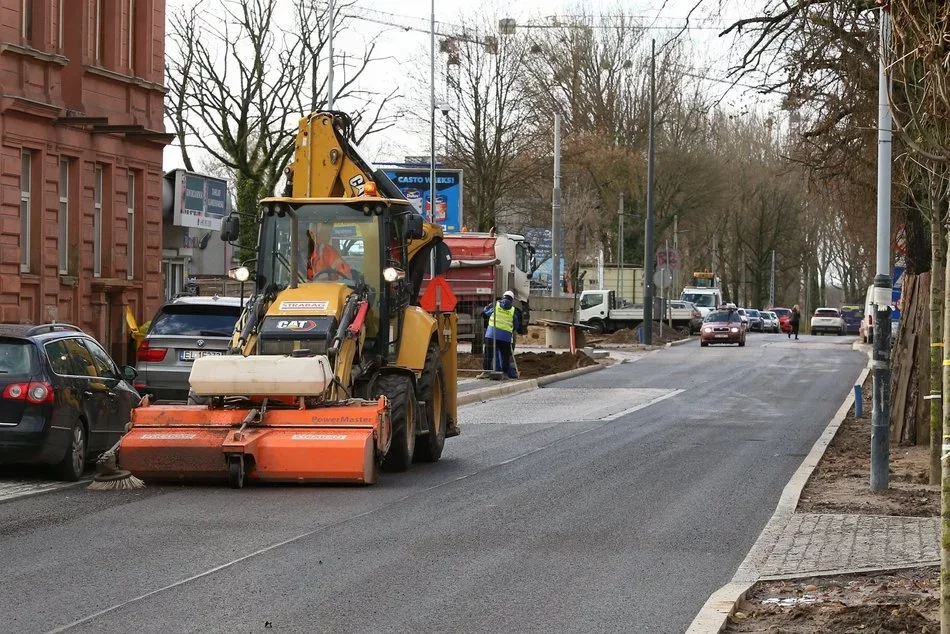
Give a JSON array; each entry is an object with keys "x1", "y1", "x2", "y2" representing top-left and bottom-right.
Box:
[
  {"x1": 581, "y1": 293, "x2": 604, "y2": 310},
  {"x1": 515, "y1": 242, "x2": 529, "y2": 273}
]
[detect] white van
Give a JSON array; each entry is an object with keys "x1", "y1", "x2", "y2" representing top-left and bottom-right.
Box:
[{"x1": 860, "y1": 285, "x2": 898, "y2": 344}]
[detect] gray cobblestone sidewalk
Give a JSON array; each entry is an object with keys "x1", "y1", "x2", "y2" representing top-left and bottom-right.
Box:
[{"x1": 757, "y1": 513, "x2": 939, "y2": 579}]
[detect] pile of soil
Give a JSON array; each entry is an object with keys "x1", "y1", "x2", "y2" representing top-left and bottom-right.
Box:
[
  {"x1": 592, "y1": 324, "x2": 688, "y2": 346},
  {"x1": 797, "y1": 374, "x2": 939, "y2": 517},
  {"x1": 725, "y1": 567, "x2": 939, "y2": 633},
  {"x1": 512, "y1": 350, "x2": 597, "y2": 379},
  {"x1": 455, "y1": 350, "x2": 597, "y2": 379}
]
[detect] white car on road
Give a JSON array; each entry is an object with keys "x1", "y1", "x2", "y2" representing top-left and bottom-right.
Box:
[{"x1": 811, "y1": 307, "x2": 845, "y2": 336}]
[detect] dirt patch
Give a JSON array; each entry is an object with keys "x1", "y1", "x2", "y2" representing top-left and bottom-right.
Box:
[
  {"x1": 724, "y1": 567, "x2": 939, "y2": 633},
  {"x1": 456, "y1": 350, "x2": 597, "y2": 379},
  {"x1": 797, "y1": 374, "x2": 939, "y2": 517},
  {"x1": 525, "y1": 325, "x2": 546, "y2": 344},
  {"x1": 588, "y1": 323, "x2": 688, "y2": 346}
]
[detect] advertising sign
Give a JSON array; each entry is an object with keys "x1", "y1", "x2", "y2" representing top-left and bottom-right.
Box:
[
  {"x1": 171, "y1": 169, "x2": 229, "y2": 230},
  {"x1": 382, "y1": 167, "x2": 463, "y2": 232},
  {"x1": 656, "y1": 248, "x2": 679, "y2": 270}
]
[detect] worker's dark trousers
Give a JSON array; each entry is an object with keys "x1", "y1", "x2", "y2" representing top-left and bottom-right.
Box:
[{"x1": 483, "y1": 338, "x2": 515, "y2": 377}]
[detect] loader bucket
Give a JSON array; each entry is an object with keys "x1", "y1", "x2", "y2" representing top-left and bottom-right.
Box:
[{"x1": 118, "y1": 398, "x2": 391, "y2": 486}]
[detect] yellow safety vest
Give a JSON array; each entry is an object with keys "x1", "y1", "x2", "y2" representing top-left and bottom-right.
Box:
[{"x1": 490, "y1": 302, "x2": 515, "y2": 333}]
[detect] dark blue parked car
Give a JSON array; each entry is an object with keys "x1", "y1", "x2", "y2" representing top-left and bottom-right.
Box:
[{"x1": 0, "y1": 324, "x2": 139, "y2": 480}]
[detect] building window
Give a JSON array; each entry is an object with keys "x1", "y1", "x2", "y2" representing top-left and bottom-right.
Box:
[
  {"x1": 128, "y1": 0, "x2": 135, "y2": 73},
  {"x1": 20, "y1": 151, "x2": 31, "y2": 272},
  {"x1": 58, "y1": 159, "x2": 69, "y2": 274},
  {"x1": 127, "y1": 172, "x2": 135, "y2": 279},
  {"x1": 94, "y1": 165, "x2": 103, "y2": 278},
  {"x1": 22, "y1": 0, "x2": 33, "y2": 44}
]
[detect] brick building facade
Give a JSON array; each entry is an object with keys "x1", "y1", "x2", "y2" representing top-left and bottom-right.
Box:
[{"x1": 0, "y1": 0, "x2": 168, "y2": 363}]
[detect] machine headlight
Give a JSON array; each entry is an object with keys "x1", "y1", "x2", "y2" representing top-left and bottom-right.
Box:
[
  {"x1": 233, "y1": 266, "x2": 250, "y2": 282},
  {"x1": 703, "y1": 327, "x2": 712, "y2": 334},
  {"x1": 730, "y1": 327, "x2": 739, "y2": 333},
  {"x1": 383, "y1": 267, "x2": 405, "y2": 282}
]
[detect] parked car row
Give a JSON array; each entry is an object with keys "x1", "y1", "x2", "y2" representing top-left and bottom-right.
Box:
[{"x1": 0, "y1": 295, "x2": 246, "y2": 482}]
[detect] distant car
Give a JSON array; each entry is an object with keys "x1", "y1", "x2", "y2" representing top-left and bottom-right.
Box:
[
  {"x1": 811, "y1": 307, "x2": 846, "y2": 336},
  {"x1": 0, "y1": 324, "x2": 140, "y2": 480},
  {"x1": 768, "y1": 307, "x2": 792, "y2": 333},
  {"x1": 669, "y1": 300, "x2": 703, "y2": 335},
  {"x1": 839, "y1": 305, "x2": 863, "y2": 335},
  {"x1": 746, "y1": 309, "x2": 764, "y2": 332},
  {"x1": 735, "y1": 308, "x2": 750, "y2": 331},
  {"x1": 758, "y1": 311, "x2": 774, "y2": 332},
  {"x1": 135, "y1": 296, "x2": 243, "y2": 402},
  {"x1": 766, "y1": 311, "x2": 781, "y2": 333},
  {"x1": 700, "y1": 308, "x2": 746, "y2": 347}
]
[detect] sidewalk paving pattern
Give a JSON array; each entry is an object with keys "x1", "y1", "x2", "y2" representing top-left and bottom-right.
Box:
[{"x1": 757, "y1": 513, "x2": 939, "y2": 580}]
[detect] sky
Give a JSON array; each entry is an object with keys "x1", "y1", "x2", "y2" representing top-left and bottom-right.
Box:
[{"x1": 161, "y1": 0, "x2": 769, "y2": 173}]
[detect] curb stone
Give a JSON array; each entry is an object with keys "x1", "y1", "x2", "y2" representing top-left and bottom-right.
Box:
[
  {"x1": 685, "y1": 359, "x2": 872, "y2": 633},
  {"x1": 667, "y1": 337, "x2": 694, "y2": 348},
  {"x1": 457, "y1": 362, "x2": 607, "y2": 406}
]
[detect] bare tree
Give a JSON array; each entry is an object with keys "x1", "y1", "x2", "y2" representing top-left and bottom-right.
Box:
[{"x1": 165, "y1": 0, "x2": 400, "y2": 257}]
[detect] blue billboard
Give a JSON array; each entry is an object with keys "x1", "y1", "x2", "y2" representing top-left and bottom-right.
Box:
[{"x1": 382, "y1": 167, "x2": 463, "y2": 232}]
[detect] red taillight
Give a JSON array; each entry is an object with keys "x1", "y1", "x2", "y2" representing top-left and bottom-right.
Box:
[
  {"x1": 3, "y1": 382, "x2": 54, "y2": 404},
  {"x1": 136, "y1": 341, "x2": 167, "y2": 362}
]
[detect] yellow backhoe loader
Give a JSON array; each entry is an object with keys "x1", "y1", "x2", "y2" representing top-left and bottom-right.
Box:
[{"x1": 116, "y1": 111, "x2": 458, "y2": 487}]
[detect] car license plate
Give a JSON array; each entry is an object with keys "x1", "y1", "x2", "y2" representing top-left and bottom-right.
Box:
[
  {"x1": 180, "y1": 350, "x2": 223, "y2": 361},
  {"x1": 715, "y1": 334, "x2": 729, "y2": 338}
]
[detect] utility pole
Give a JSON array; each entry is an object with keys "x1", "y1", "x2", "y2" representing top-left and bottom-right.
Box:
[
  {"x1": 643, "y1": 39, "x2": 656, "y2": 343},
  {"x1": 618, "y1": 192, "x2": 624, "y2": 300},
  {"x1": 673, "y1": 215, "x2": 679, "y2": 299},
  {"x1": 740, "y1": 249, "x2": 746, "y2": 307},
  {"x1": 552, "y1": 114, "x2": 562, "y2": 297},
  {"x1": 428, "y1": 0, "x2": 437, "y2": 279},
  {"x1": 770, "y1": 250, "x2": 776, "y2": 307},
  {"x1": 327, "y1": 0, "x2": 335, "y2": 109},
  {"x1": 871, "y1": 7, "x2": 893, "y2": 493}
]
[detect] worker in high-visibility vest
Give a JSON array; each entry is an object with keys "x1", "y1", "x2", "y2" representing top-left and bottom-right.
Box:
[
  {"x1": 482, "y1": 290, "x2": 521, "y2": 379},
  {"x1": 307, "y1": 221, "x2": 352, "y2": 280}
]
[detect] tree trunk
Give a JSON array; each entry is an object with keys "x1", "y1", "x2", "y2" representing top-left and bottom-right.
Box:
[
  {"x1": 235, "y1": 173, "x2": 262, "y2": 263},
  {"x1": 941, "y1": 219, "x2": 950, "y2": 632},
  {"x1": 933, "y1": 217, "x2": 945, "y2": 484}
]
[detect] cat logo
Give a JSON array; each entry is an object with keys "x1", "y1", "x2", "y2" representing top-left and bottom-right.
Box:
[{"x1": 276, "y1": 319, "x2": 317, "y2": 332}]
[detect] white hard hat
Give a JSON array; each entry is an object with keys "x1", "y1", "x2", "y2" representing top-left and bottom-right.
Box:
[{"x1": 503, "y1": 290, "x2": 515, "y2": 300}]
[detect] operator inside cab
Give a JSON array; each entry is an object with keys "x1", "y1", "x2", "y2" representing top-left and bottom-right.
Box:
[{"x1": 306, "y1": 220, "x2": 353, "y2": 281}]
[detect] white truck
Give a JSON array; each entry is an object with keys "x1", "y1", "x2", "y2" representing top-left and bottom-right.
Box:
[
  {"x1": 578, "y1": 289, "x2": 700, "y2": 334},
  {"x1": 680, "y1": 287, "x2": 723, "y2": 318}
]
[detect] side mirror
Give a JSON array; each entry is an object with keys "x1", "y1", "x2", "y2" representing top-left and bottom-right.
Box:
[
  {"x1": 405, "y1": 213, "x2": 425, "y2": 240},
  {"x1": 121, "y1": 365, "x2": 138, "y2": 382},
  {"x1": 434, "y1": 241, "x2": 452, "y2": 275},
  {"x1": 221, "y1": 215, "x2": 240, "y2": 242}
]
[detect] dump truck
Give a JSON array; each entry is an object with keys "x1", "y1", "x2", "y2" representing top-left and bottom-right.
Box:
[
  {"x1": 115, "y1": 111, "x2": 458, "y2": 487},
  {"x1": 420, "y1": 231, "x2": 533, "y2": 352}
]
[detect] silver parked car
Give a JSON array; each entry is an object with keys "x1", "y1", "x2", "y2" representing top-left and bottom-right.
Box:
[{"x1": 134, "y1": 296, "x2": 243, "y2": 402}]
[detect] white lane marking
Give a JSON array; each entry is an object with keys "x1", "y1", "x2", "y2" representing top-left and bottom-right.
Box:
[
  {"x1": 44, "y1": 469, "x2": 479, "y2": 634},
  {"x1": 0, "y1": 479, "x2": 87, "y2": 503},
  {"x1": 459, "y1": 387, "x2": 676, "y2": 425},
  {"x1": 599, "y1": 389, "x2": 686, "y2": 421}
]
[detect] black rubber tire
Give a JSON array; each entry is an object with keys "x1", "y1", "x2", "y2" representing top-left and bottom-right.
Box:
[
  {"x1": 700, "y1": 341, "x2": 708, "y2": 347},
  {"x1": 227, "y1": 456, "x2": 245, "y2": 489},
  {"x1": 414, "y1": 343, "x2": 447, "y2": 463},
  {"x1": 376, "y1": 374, "x2": 417, "y2": 472},
  {"x1": 811, "y1": 330, "x2": 816, "y2": 336},
  {"x1": 56, "y1": 419, "x2": 86, "y2": 482},
  {"x1": 589, "y1": 319, "x2": 606, "y2": 335},
  {"x1": 738, "y1": 339, "x2": 745, "y2": 347}
]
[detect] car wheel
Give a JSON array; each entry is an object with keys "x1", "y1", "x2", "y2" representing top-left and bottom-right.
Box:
[
  {"x1": 589, "y1": 319, "x2": 606, "y2": 335},
  {"x1": 811, "y1": 330, "x2": 816, "y2": 336},
  {"x1": 701, "y1": 341, "x2": 708, "y2": 347},
  {"x1": 738, "y1": 338, "x2": 745, "y2": 347},
  {"x1": 56, "y1": 420, "x2": 87, "y2": 482}
]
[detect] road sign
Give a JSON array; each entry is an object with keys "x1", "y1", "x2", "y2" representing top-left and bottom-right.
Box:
[
  {"x1": 167, "y1": 169, "x2": 229, "y2": 231},
  {"x1": 656, "y1": 248, "x2": 679, "y2": 270},
  {"x1": 653, "y1": 268, "x2": 673, "y2": 289}
]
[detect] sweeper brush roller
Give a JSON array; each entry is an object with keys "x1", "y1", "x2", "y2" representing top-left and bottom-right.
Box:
[{"x1": 117, "y1": 398, "x2": 391, "y2": 487}]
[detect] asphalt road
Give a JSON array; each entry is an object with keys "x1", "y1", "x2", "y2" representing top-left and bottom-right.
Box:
[{"x1": 0, "y1": 333, "x2": 866, "y2": 634}]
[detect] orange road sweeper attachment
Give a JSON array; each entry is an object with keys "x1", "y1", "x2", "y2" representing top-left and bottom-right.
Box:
[{"x1": 117, "y1": 355, "x2": 392, "y2": 487}]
